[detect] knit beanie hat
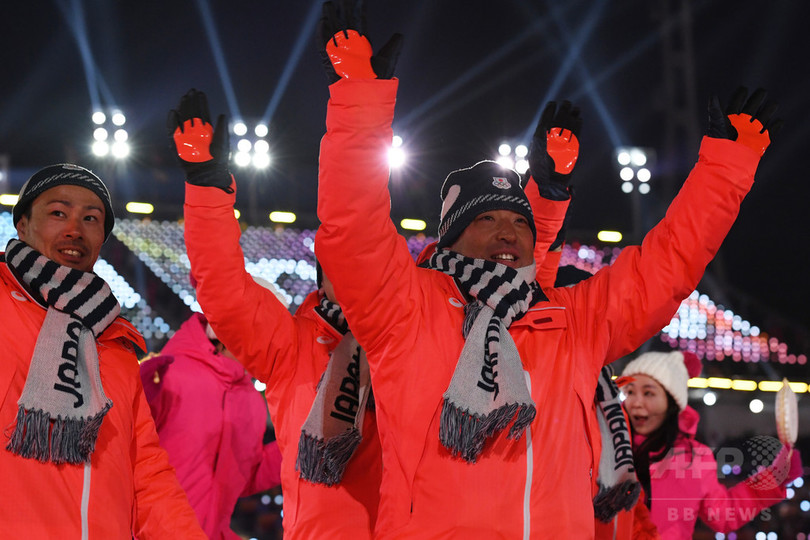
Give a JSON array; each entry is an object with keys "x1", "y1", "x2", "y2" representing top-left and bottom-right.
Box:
[
  {"x1": 621, "y1": 350, "x2": 702, "y2": 411},
  {"x1": 13, "y1": 163, "x2": 115, "y2": 240},
  {"x1": 437, "y1": 160, "x2": 536, "y2": 250}
]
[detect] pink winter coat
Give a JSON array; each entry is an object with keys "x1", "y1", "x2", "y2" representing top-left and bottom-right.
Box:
[
  {"x1": 642, "y1": 406, "x2": 786, "y2": 539},
  {"x1": 140, "y1": 312, "x2": 281, "y2": 540}
]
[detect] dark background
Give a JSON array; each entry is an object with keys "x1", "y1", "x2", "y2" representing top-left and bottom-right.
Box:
[{"x1": 1, "y1": 0, "x2": 808, "y2": 350}]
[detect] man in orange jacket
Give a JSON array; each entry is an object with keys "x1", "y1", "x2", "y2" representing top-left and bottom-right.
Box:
[
  {"x1": 169, "y1": 89, "x2": 383, "y2": 538},
  {"x1": 313, "y1": 1, "x2": 782, "y2": 537},
  {"x1": 0, "y1": 163, "x2": 205, "y2": 538}
]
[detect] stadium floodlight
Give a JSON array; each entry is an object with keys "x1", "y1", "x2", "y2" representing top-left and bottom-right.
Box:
[
  {"x1": 91, "y1": 108, "x2": 131, "y2": 161},
  {"x1": 253, "y1": 153, "x2": 271, "y2": 169},
  {"x1": 389, "y1": 147, "x2": 406, "y2": 168},
  {"x1": 234, "y1": 152, "x2": 251, "y2": 167},
  {"x1": 92, "y1": 140, "x2": 110, "y2": 157},
  {"x1": 111, "y1": 141, "x2": 130, "y2": 159},
  {"x1": 232, "y1": 120, "x2": 271, "y2": 171},
  {"x1": 233, "y1": 122, "x2": 248, "y2": 136}
]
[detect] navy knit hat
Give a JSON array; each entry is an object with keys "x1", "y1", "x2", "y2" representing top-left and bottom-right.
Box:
[
  {"x1": 13, "y1": 163, "x2": 115, "y2": 241},
  {"x1": 437, "y1": 160, "x2": 536, "y2": 249}
]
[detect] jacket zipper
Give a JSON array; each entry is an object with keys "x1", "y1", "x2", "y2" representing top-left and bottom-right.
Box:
[
  {"x1": 82, "y1": 462, "x2": 91, "y2": 540},
  {"x1": 522, "y1": 370, "x2": 532, "y2": 540}
]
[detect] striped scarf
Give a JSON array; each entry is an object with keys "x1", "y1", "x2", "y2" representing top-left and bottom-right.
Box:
[
  {"x1": 5, "y1": 239, "x2": 119, "y2": 464},
  {"x1": 429, "y1": 249, "x2": 545, "y2": 463},
  {"x1": 296, "y1": 294, "x2": 372, "y2": 485},
  {"x1": 593, "y1": 365, "x2": 640, "y2": 522}
]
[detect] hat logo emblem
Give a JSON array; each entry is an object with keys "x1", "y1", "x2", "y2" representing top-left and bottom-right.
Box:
[{"x1": 491, "y1": 176, "x2": 511, "y2": 190}]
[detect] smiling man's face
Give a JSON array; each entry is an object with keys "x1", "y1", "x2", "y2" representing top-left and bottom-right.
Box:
[
  {"x1": 16, "y1": 184, "x2": 106, "y2": 273},
  {"x1": 449, "y1": 209, "x2": 534, "y2": 269}
]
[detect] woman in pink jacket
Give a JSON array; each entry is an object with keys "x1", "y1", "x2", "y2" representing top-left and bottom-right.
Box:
[
  {"x1": 140, "y1": 312, "x2": 282, "y2": 540},
  {"x1": 621, "y1": 350, "x2": 802, "y2": 539}
]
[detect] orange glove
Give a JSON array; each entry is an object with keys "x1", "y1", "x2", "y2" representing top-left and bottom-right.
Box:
[
  {"x1": 707, "y1": 86, "x2": 782, "y2": 156},
  {"x1": 317, "y1": 0, "x2": 403, "y2": 83},
  {"x1": 167, "y1": 89, "x2": 232, "y2": 191}
]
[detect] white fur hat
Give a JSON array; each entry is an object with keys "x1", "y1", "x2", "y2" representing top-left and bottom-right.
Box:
[{"x1": 621, "y1": 350, "x2": 702, "y2": 411}]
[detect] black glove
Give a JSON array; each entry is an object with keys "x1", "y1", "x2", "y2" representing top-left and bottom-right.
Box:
[
  {"x1": 167, "y1": 88, "x2": 233, "y2": 192},
  {"x1": 707, "y1": 86, "x2": 781, "y2": 156},
  {"x1": 528, "y1": 100, "x2": 582, "y2": 200},
  {"x1": 317, "y1": 0, "x2": 403, "y2": 84}
]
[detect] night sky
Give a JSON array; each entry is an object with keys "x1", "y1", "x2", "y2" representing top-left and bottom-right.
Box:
[{"x1": 2, "y1": 0, "x2": 808, "y2": 350}]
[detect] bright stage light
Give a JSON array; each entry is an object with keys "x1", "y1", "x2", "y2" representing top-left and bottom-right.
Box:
[
  {"x1": 254, "y1": 124, "x2": 269, "y2": 137},
  {"x1": 496, "y1": 156, "x2": 514, "y2": 170},
  {"x1": 0, "y1": 194, "x2": 19, "y2": 206},
  {"x1": 389, "y1": 147, "x2": 406, "y2": 168},
  {"x1": 111, "y1": 112, "x2": 126, "y2": 126},
  {"x1": 92, "y1": 140, "x2": 110, "y2": 157},
  {"x1": 515, "y1": 159, "x2": 529, "y2": 175},
  {"x1": 498, "y1": 143, "x2": 512, "y2": 157},
  {"x1": 254, "y1": 140, "x2": 270, "y2": 153},
  {"x1": 392, "y1": 135, "x2": 403, "y2": 148},
  {"x1": 114, "y1": 129, "x2": 128, "y2": 142},
  {"x1": 749, "y1": 399, "x2": 764, "y2": 414},
  {"x1": 400, "y1": 218, "x2": 426, "y2": 231},
  {"x1": 621, "y1": 182, "x2": 633, "y2": 193},
  {"x1": 597, "y1": 230, "x2": 622, "y2": 243},
  {"x1": 94, "y1": 127, "x2": 108, "y2": 141},
  {"x1": 630, "y1": 148, "x2": 647, "y2": 167},
  {"x1": 125, "y1": 202, "x2": 154, "y2": 214},
  {"x1": 233, "y1": 122, "x2": 247, "y2": 136},
  {"x1": 638, "y1": 183, "x2": 651, "y2": 195},
  {"x1": 237, "y1": 139, "x2": 252, "y2": 152},
  {"x1": 92, "y1": 111, "x2": 106, "y2": 125},
  {"x1": 515, "y1": 144, "x2": 528, "y2": 158},
  {"x1": 234, "y1": 151, "x2": 251, "y2": 167},
  {"x1": 637, "y1": 168, "x2": 651, "y2": 182},
  {"x1": 619, "y1": 167, "x2": 634, "y2": 181},
  {"x1": 253, "y1": 153, "x2": 271, "y2": 169},
  {"x1": 616, "y1": 150, "x2": 631, "y2": 165},
  {"x1": 269, "y1": 211, "x2": 296, "y2": 224},
  {"x1": 111, "y1": 141, "x2": 130, "y2": 159}
]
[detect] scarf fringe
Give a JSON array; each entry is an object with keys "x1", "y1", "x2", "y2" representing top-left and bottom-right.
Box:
[
  {"x1": 439, "y1": 399, "x2": 536, "y2": 463},
  {"x1": 297, "y1": 428, "x2": 362, "y2": 486},
  {"x1": 6, "y1": 404, "x2": 112, "y2": 465},
  {"x1": 593, "y1": 479, "x2": 642, "y2": 523}
]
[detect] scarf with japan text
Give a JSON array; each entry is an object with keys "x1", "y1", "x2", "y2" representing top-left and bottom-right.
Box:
[
  {"x1": 428, "y1": 249, "x2": 545, "y2": 463},
  {"x1": 593, "y1": 365, "x2": 641, "y2": 522},
  {"x1": 296, "y1": 294, "x2": 373, "y2": 485},
  {"x1": 5, "y1": 239, "x2": 119, "y2": 464}
]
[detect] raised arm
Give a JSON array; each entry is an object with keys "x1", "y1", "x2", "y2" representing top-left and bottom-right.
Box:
[
  {"x1": 168, "y1": 89, "x2": 307, "y2": 383},
  {"x1": 526, "y1": 100, "x2": 581, "y2": 287},
  {"x1": 313, "y1": 1, "x2": 411, "y2": 356},
  {"x1": 557, "y1": 87, "x2": 782, "y2": 367}
]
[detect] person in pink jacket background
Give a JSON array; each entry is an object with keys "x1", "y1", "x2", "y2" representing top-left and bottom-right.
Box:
[
  {"x1": 620, "y1": 350, "x2": 802, "y2": 539},
  {"x1": 140, "y1": 310, "x2": 282, "y2": 540}
]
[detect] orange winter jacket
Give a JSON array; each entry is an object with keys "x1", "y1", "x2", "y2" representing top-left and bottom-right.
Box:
[
  {"x1": 0, "y1": 257, "x2": 205, "y2": 538},
  {"x1": 184, "y1": 182, "x2": 382, "y2": 539},
  {"x1": 314, "y1": 78, "x2": 761, "y2": 538}
]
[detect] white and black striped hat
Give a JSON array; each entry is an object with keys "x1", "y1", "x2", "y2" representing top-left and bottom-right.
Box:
[
  {"x1": 437, "y1": 160, "x2": 536, "y2": 249},
  {"x1": 13, "y1": 163, "x2": 114, "y2": 240}
]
